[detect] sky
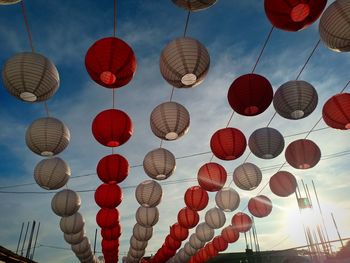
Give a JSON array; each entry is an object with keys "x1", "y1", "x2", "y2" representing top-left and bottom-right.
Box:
[{"x1": 0, "y1": 0, "x2": 349, "y2": 262}]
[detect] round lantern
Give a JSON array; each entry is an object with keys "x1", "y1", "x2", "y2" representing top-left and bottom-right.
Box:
[
  {"x1": 210, "y1": 127, "x2": 247, "y2": 160},
  {"x1": 212, "y1": 236, "x2": 228, "y2": 252},
  {"x1": 227, "y1": 73, "x2": 273, "y2": 116},
  {"x1": 34, "y1": 157, "x2": 70, "y2": 190},
  {"x1": 172, "y1": 0, "x2": 217, "y2": 11},
  {"x1": 285, "y1": 139, "x2": 321, "y2": 169},
  {"x1": 248, "y1": 127, "x2": 285, "y2": 159},
  {"x1": 0, "y1": 0, "x2": 22, "y2": 4},
  {"x1": 96, "y1": 208, "x2": 120, "y2": 229},
  {"x1": 135, "y1": 180, "x2": 163, "y2": 207},
  {"x1": 85, "y1": 37, "x2": 136, "y2": 88},
  {"x1": 94, "y1": 183, "x2": 122, "y2": 208},
  {"x1": 2, "y1": 52, "x2": 59, "y2": 102},
  {"x1": 265, "y1": 0, "x2": 326, "y2": 31},
  {"x1": 184, "y1": 242, "x2": 197, "y2": 256},
  {"x1": 97, "y1": 154, "x2": 129, "y2": 184},
  {"x1": 51, "y1": 189, "x2": 81, "y2": 217},
  {"x1": 170, "y1": 223, "x2": 189, "y2": 241},
  {"x1": 248, "y1": 195, "x2": 273, "y2": 218},
  {"x1": 273, "y1": 80, "x2": 318, "y2": 120},
  {"x1": 26, "y1": 117, "x2": 70, "y2": 156},
  {"x1": 178, "y1": 207, "x2": 199, "y2": 229},
  {"x1": 215, "y1": 187, "x2": 240, "y2": 212},
  {"x1": 60, "y1": 212, "x2": 85, "y2": 234},
  {"x1": 92, "y1": 109, "x2": 133, "y2": 147},
  {"x1": 197, "y1": 162, "x2": 227, "y2": 191},
  {"x1": 184, "y1": 186, "x2": 209, "y2": 211},
  {"x1": 189, "y1": 233, "x2": 205, "y2": 249},
  {"x1": 197, "y1": 249, "x2": 210, "y2": 262},
  {"x1": 323, "y1": 93, "x2": 350, "y2": 129},
  {"x1": 130, "y1": 236, "x2": 148, "y2": 250},
  {"x1": 129, "y1": 249, "x2": 145, "y2": 259},
  {"x1": 165, "y1": 235, "x2": 181, "y2": 250},
  {"x1": 221, "y1": 225, "x2": 240, "y2": 243},
  {"x1": 160, "y1": 37, "x2": 210, "y2": 88},
  {"x1": 269, "y1": 171, "x2": 297, "y2": 197},
  {"x1": 231, "y1": 212, "x2": 252, "y2": 233},
  {"x1": 101, "y1": 224, "x2": 121, "y2": 240},
  {"x1": 64, "y1": 229, "x2": 85, "y2": 245},
  {"x1": 196, "y1": 223, "x2": 214, "y2": 242},
  {"x1": 133, "y1": 223, "x2": 153, "y2": 241},
  {"x1": 102, "y1": 239, "x2": 119, "y2": 252},
  {"x1": 135, "y1": 206, "x2": 159, "y2": 227},
  {"x1": 319, "y1": 0, "x2": 350, "y2": 52},
  {"x1": 233, "y1": 163, "x2": 262, "y2": 191},
  {"x1": 150, "y1": 101, "x2": 190, "y2": 140},
  {"x1": 206, "y1": 243, "x2": 219, "y2": 258},
  {"x1": 205, "y1": 207, "x2": 226, "y2": 229},
  {"x1": 71, "y1": 237, "x2": 90, "y2": 254},
  {"x1": 143, "y1": 148, "x2": 176, "y2": 180},
  {"x1": 178, "y1": 248, "x2": 190, "y2": 262}
]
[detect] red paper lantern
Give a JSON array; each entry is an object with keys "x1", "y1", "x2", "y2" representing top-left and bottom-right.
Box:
[
  {"x1": 231, "y1": 212, "x2": 252, "y2": 233},
  {"x1": 248, "y1": 195, "x2": 273, "y2": 218},
  {"x1": 85, "y1": 37, "x2": 137, "y2": 88},
  {"x1": 177, "y1": 207, "x2": 200, "y2": 229},
  {"x1": 101, "y1": 239, "x2": 119, "y2": 251},
  {"x1": 210, "y1": 127, "x2": 247, "y2": 160},
  {"x1": 96, "y1": 208, "x2": 120, "y2": 229},
  {"x1": 101, "y1": 224, "x2": 121, "y2": 240},
  {"x1": 165, "y1": 235, "x2": 181, "y2": 250},
  {"x1": 184, "y1": 186, "x2": 209, "y2": 211},
  {"x1": 92, "y1": 109, "x2": 133, "y2": 147},
  {"x1": 264, "y1": 0, "x2": 327, "y2": 31},
  {"x1": 323, "y1": 93, "x2": 350, "y2": 130},
  {"x1": 170, "y1": 223, "x2": 189, "y2": 241},
  {"x1": 97, "y1": 154, "x2": 129, "y2": 184},
  {"x1": 212, "y1": 236, "x2": 228, "y2": 252},
  {"x1": 227, "y1": 73, "x2": 273, "y2": 116},
  {"x1": 285, "y1": 139, "x2": 321, "y2": 169},
  {"x1": 221, "y1": 225, "x2": 240, "y2": 243},
  {"x1": 197, "y1": 249, "x2": 210, "y2": 262},
  {"x1": 94, "y1": 183, "x2": 122, "y2": 208},
  {"x1": 205, "y1": 243, "x2": 218, "y2": 258},
  {"x1": 197, "y1": 162, "x2": 227, "y2": 192},
  {"x1": 161, "y1": 245, "x2": 176, "y2": 258},
  {"x1": 269, "y1": 171, "x2": 297, "y2": 197}
]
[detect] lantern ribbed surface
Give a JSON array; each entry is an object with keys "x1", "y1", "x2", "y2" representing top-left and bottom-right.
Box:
[
  {"x1": 60, "y1": 212, "x2": 85, "y2": 234},
  {"x1": 64, "y1": 229, "x2": 85, "y2": 245},
  {"x1": 196, "y1": 223, "x2": 214, "y2": 242},
  {"x1": 319, "y1": 0, "x2": 350, "y2": 52},
  {"x1": 143, "y1": 148, "x2": 176, "y2": 180},
  {"x1": 129, "y1": 249, "x2": 145, "y2": 259},
  {"x1": 51, "y1": 189, "x2": 81, "y2": 217},
  {"x1": 248, "y1": 127, "x2": 285, "y2": 159},
  {"x1": 184, "y1": 242, "x2": 197, "y2": 256},
  {"x1": 71, "y1": 237, "x2": 90, "y2": 254},
  {"x1": 160, "y1": 37, "x2": 210, "y2": 88},
  {"x1": 96, "y1": 208, "x2": 120, "y2": 229},
  {"x1": 178, "y1": 248, "x2": 190, "y2": 262},
  {"x1": 165, "y1": 235, "x2": 181, "y2": 250},
  {"x1": 233, "y1": 163, "x2": 262, "y2": 191},
  {"x1": 215, "y1": 187, "x2": 240, "y2": 212},
  {"x1": 135, "y1": 180, "x2": 163, "y2": 207},
  {"x1": 172, "y1": 0, "x2": 217, "y2": 11},
  {"x1": 34, "y1": 157, "x2": 70, "y2": 190},
  {"x1": 184, "y1": 186, "x2": 209, "y2": 211},
  {"x1": 97, "y1": 154, "x2": 129, "y2": 184},
  {"x1": 130, "y1": 236, "x2": 148, "y2": 250},
  {"x1": 170, "y1": 223, "x2": 189, "y2": 241},
  {"x1": 0, "y1": 0, "x2": 22, "y2": 4},
  {"x1": 94, "y1": 183, "x2": 122, "y2": 208},
  {"x1": 273, "y1": 80, "x2": 318, "y2": 120},
  {"x1": 102, "y1": 239, "x2": 119, "y2": 251},
  {"x1": 197, "y1": 162, "x2": 227, "y2": 192},
  {"x1": 26, "y1": 117, "x2": 70, "y2": 156},
  {"x1": 269, "y1": 171, "x2": 297, "y2": 197},
  {"x1": 178, "y1": 207, "x2": 200, "y2": 229},
  {"x1": 205, "y1": 207, "x2": 226, "y2": 229},
  {"x1": 248, "y1": 195, "x2": 273, "y2": 218},
  {"x1": 133, "y1": 223, "x2": 153, "y2": 241},
  {"x1": 323, "y1": 93, "x2": 350, "y2": 130},
  {"x1": 212, "y1": 236, "x2": 228, "y2": 252},
  {"x1": 231, "y1": 212, "x2": 252, "y2": 233},
  {"x1": 135, "y1": 206, "x2": 159, "y2": 227},
  {"x1": 101, "y1": 224, "x2": 121, "y2": 240},
  {"x1": 2, "y1": 52, "x2": 59, "y2": 102},
  {"x1": 285, "y1": 139, "x2": 321, "y2": 169},
  {"x1": 221, "y1": 225, "x2": 240, "y2": 243},
  {"x1": 189, "y1": 233, "x2": 205, "y2": 249},
  {"x1": 150, "y1": 101, "x2": 190, "y2": 140}
]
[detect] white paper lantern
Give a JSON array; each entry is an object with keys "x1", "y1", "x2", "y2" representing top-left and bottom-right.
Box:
[
  {"x1": 0, "y1": 0, "x2": 21, "y2": 4},
  {"x1": 215, "y1": 187, "x2": 240, "y2": 212},
  {"x1": 178, "y1": 248, "x2": 190, "y2": 262},
  {"x1": 233, "y1": 163, "x2": 262, "y2": 191},
  {"x1": 195, "y1": 223, "x2": 214, "y2": 242},
  {"x1": 129, "y1": 248, "x2": 145, "y2": 259},
  {"x1": 172, "y1": 0, "x2": 217, "y2": 11},
  {"x1": 189, "y1": 233, "x2": 205, "y2": 249},
  {"x1": 135, "y1": 180, "x2": 163, "y2": 207},
  {"x1": 184, "y1": 242, "x2": 197, "y2": 256},
  {"x1": 71, "y1": 237, "x2": 90, "y2": 254},
  {"x1": 51, "y1": 189, "x2": 81, "y2": 217},
  {"x1": 143, "y1": 148, "x2": 176, "y2": 180},
  {"x1": 135, "y1": 206, "x2": 159, "y2": 227},
  {"x1": 60, "y1": 212, "x2": 85, "y2": 234},
  {"x1": 64, "y1": 229, "x2": 85, "y2": 245},
  {"x1": 205, "y1": 207, "x2": 226, "y2": 229},
  {"x1": 133, "y1": 223, "x2": 153, "y2": 241},
  {"x1": 130, "y1": 236, "x2": 148, "y2": 250}
]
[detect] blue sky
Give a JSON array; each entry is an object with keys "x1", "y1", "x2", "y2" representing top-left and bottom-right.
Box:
[{"x1": 0, "y1": 0, "x2": 349, "y2": 262}]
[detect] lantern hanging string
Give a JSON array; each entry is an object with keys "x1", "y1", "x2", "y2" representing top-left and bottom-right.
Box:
[
  {"x1": 251, "y1": 26, "x2": 274, "y2": 74},
  {"x1": 113, "y1": 0, "x2": 117, "y2": 37},
  {"x1": 20, "y1": 0, "x2": 35, "y2": 53},
  {"x1": 44, "y1": 101, "x2": 50, "y2": 117}
]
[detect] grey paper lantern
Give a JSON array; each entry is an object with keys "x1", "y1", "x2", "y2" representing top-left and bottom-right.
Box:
[
  {"x1": 64, "y1": 229, "x2": 85, "y2": 245},
  {"x1": 71, "y1": 237, "x2": 90, "y2": 254},
  {"x1": 178, "y1": 248, "x2": 190, "y2": 262},
  {"x1": 150, "y1": 101, "x2": 190, "y2": 140},
  {"x1": 319, "y1": 0, "x2": 350, "y2": 52},
  {"x1": 26, "y1": 117, "x2": 70, "y2": 156},
  {"x1": 51, "y1": 189, "x2": 81, "y2": 217},
  {"x1": 76, "y1": 249, "x2": 92, "y2": 259},
  {"x1": 215, "y1": 187, "x2": 240, "y2": 212},
  {"x1": 248, "y1": 127, "x2": 285, "y2": 159},
  {"x1": 172, "y1": 0, "x2": 217, "y2": 11},
  {"x1": 129, "y1": 249, "x2": 145, "y2": 259},
  {"x1": 60, "y1": 212, "x2": 85, "y2": 234},
  {"x1": 2, "y1": 52, "x2": 59, "y2": 102},
  {"x1": 273, "y1": 80, "x2": 318, "y2": 119},
  {"x1": 34, "y1": 157, "x2": 71, "y2": 190},
  {"x1": 135, "y1": 180, "x2": 163, "y2": 207},
  {"x1": 205, "y1": 207, "x2": 226, "y2": 229},
  {"x1": 135, "y1": 206, "x2": 159, "y2": 227},
  {"x1": 189, "y1": 233, "x2": 205, "y2": 249},
  {"x1": 143, "y1": 148, "x2": 176, "y2": 180},
  {"x1": 184, "y1": 242, "x2": 197, "y2": 256},
  {"x1": 130, "y1": 236, "x2": 148, "y2": 250},
  {"x1": 195, "y1": 223, "x2": 214, "y2": 242},
  {"x1": 133, "y1": 223, "x2": 153, "y2": 241},
  {"x1": 0, "y1": 0, "x2": 21, "y2": 4},
  {"x1": 233, "y1": 163, "x2": 262, "y2": 191}
]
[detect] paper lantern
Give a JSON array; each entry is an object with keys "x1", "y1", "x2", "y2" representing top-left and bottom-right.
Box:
[
  {"x1": 231, "y1": 212, "x2": 252, "y2": 233},
  {"x1": 85, "y1": 37, "x2": 136, "y2": 88},
  {"x1": 189, "y1": 233, "x2": 205, "y2": 249},
  {"x1": 92, "y1": 109, "x2": 133, "y2": 147},
  {"x1": 210, "y1": 127, "x2": 247, "y2": 160},
  {"x1": 196, "y1": 223, "x2": 214, "y2": 242},
  {"x1": 269, "y1": 171, "x2": 297, "y2": 197},
  {"x1": 215, "y1": 187, "x2": 240, "y2": 212},
  {"x1": 206, "y1": 243, "x2": 219, "y2": 258},
  {"x1": 178, "y1": 207, "x2": 199, "y2": 229},
  {"x1": 26, "y1": 117, "x2": 70, "y2": 156},
  {"x1": 34, "y1": 157, "x2": 70, "y2": 190},
  {"x1": 0, "y1": 0, "x2": 22, "y2": 4},
  {"x1": 319, "y1": 0, "x2": 350, "y2": 52},
  {"x1": 102, "y1": 239, "x2": 119, "y2": 251},
  {"x1": 227, "y1": 73, "x2": 273, "y2": 116},
  {"x1": 143, "y1": 148, "x2": 176, "y2": 180},
  {"x1": 101, "y1": 224, "x2": 121, "y2": 240},
  {"x1": 97, "y1": 154, "x2": 129, "y2": 184},
  {"x1": 212, "y1": 236, "x2": 228, "y2": 252},
  {"x1": 172, "y1": 0, "x2": 217, "y2": 11},
  {"x1": 51, "y1": 189, "x2": 81, "y2": 217},
  {"x1": 60, "y1": 212, "x2": 85, "y2": 234},
  {"x1": 170, "y1": 223, "x2": 189, "y2": 241},
  {"x1": 94, "y1": 183, "x2": 122, "y2": 208},
  {"x1": 248, "y1": 195, "x2": 273, "y2": 218},
  {"x1": 178, "y1": 248, "x2": 190, "y2": 262},
  {"x1": 165, "y1": 235, "x2": 181, "y2": 250},
  {"x1": 221, "y1": 225, "x2": 240, "y2": 243},
  {"x1": 76, "y1": 249, "x2": 92, "y2": 260},
  {"x1": 248, "y1": 127, "x2": 285, "y2": 159},
  {"x1": 129, "y1": 249, "x2": 145, "y2": 259},
  {"x1": 233, "y1": 163, "x2": 262, "y2": 191},
  {"x1": 135, "y1": 180, "x2": 163, "y2": 207},
  {"x1": 184, "y1": 186, "x2": 209, "y2": 211},
  {"x1": 274, "y1": 80, "x2": 318, "y2": 120},
  {"x1": 323, "y1": 93, "x2": 350, "y2": 130},
  {"x1": 150, "y1": 101, "x2": 190, "y2": 140},
  {"x1": 64, "y1": 229, "x2": 85, "y2": 245},
  {"x1": 205, "y1": 207, "x2": 226, "y2": 229},
  {"x1": 197, "y1": 162, "x2": 227, "y2": 192},
  {"x1": 71, "y1": 237, "x2": 90, "y2": 254},
  {"x1": 285, "y1": 139, "x2": 321, "y2": 169},
  {"x1": 135, "y1": 206, "x2": 159, "y2": 227},
  {"x1": 2, "y1": 52, "x2": 59, "y2": 102},
  {"x1": 197, "y1": 249, "x2": 209, "y2": 262},
  {"x1": 130, "y1": 236, "x2": 148, "y2": 250},
  {"x1": 160, "y1": 37, "x2": 210, "y2": 88},
  {"x1": 184, "y1": 242, "x2": 197, "y2": 256},
  {"x1": 133, "y1": 223, "x2": 153, "y2": 241},
  {"x1": 96, "y1": 208, "x2": 120, "y2": 229}
]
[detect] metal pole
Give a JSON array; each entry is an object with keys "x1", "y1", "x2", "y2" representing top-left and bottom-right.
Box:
[
  {"x1": 30, "y1": 222, "x2": 40, "y2": 260},
  {"x1": 93, "y1": 228, "x2": 98, "y2": 255},
  {"x1": 16, "y1": 222, "x2": 24, "y2": 254},
  {"x1": 331, "y1": 213, "x2": 344, "y2": 248},
  {"x1": 244, "y1": 232, "x2": 249, "y2": 249},
  {"x1": 20, "y1": 221, "x2": 30, "y2": 256},
  {"x1": 249, "y1": 228, "x2": 254, "y2": 252},
  {"x1": 26, "y1": 220, "x2": 36, "y2": 258},
  {"x1": 305, "y1": 184, "x2": 313, "y2": 207}
]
